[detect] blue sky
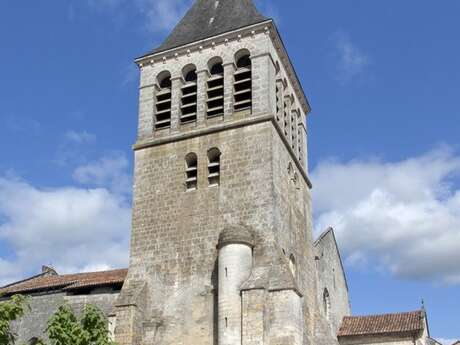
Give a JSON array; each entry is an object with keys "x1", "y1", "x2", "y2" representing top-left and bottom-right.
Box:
[{"x1": 0, "y1": 0, "x2": 459, "y2": 342}]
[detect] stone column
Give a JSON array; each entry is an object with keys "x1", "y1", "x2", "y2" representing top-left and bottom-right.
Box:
[
  {"x1": 251, "y1": 53, "x2": 275, "y2": 115},
  {"x1": 196, "y1": 69, "x2": 209, "y2": 128},
  {"x1": 137, "y1": 85, "x2": 154, "y2": 141},
  {"x1": 283, "y1": 94, "x2": 292, "y2": 142},
  {"x1": 170, "y1": 76, "x2": 183, "y2": 132},
  {"x1": 223, "y1": 62, "x2": 235, "y2": 120}
]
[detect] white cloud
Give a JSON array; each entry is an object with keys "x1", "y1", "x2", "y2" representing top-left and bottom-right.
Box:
[
  {"x1": 73, "y1": 153, "x2": 131, "y2": 195},
  {"x1": 333, "y1": 31, "x2": 370, "y2": 84},
  {"x1": 64, "y1": 130, "x2": 96, "y2": 144},
  {"x1": 437, "y1": 338, "x2": 459, "y2": 345},
  {"x1": 312, "y1": 147, "x2": 460, "y2": 284},
  {"x1": 86, "y1": 0, "x2": 191, "y2": 32},
  {"x1": 86, "y1": 0, "x2": 274, "y2": 33},
  {"x1": 0, "y1": 155, "x2": 132, "y2": 286},
  {"x1": 135, "y1": 0, "x2": 192, "y2": 33}
]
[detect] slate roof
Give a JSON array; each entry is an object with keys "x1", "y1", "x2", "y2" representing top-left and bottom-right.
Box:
[
  {"x1": 149, "y1": 0, "x2": 269, "y2": 55},
  {"x1": 0, "y1": 268, "x2": 127, "y2": 296},
  {"x1": 338, "y1": 310, "x2": 424, "y2": 337}
]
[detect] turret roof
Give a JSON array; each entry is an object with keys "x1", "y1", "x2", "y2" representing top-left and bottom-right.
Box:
[{"x1": 150, "y1": 0, "x2": 268, "y2": 54}]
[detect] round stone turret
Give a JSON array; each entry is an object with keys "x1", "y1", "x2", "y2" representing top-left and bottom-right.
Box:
[{"x1": 217, "y1": 225, "x2": 254, "y2": 345}]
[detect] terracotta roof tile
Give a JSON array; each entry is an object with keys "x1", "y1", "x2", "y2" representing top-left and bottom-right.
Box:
[
  {"x1": 338, "y1": 310, "x2": 424, "y2": 337},
  {"x1": 0, "y1": 269, "x2": 127, "y2": 296}
]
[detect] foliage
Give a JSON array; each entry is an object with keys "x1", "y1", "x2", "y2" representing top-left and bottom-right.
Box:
[
  {"x1": 0, "y1": 294, "x2": 113, "y2": 345},
  {"x1": 80, "y1": 305, "x2": 114, "y2": 345},
  {"x1": 0, "y1": 295, "x2": 29, "y2": 345},
  {"x1": 46, "y1": 304, "x2": 115, "y2": 345}
]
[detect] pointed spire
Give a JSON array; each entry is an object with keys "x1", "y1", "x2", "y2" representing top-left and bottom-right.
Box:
[{"x1": 151, "y1": 0, "x2": 268, "y2": 54}]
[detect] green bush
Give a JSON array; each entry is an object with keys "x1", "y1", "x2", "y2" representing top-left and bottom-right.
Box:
[{"x1": 0, "y1": 295, "x2": 29, "y2": 345}]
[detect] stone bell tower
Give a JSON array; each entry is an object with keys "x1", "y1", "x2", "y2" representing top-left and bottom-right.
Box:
[{"x1": 115, "y1": 1, "x2": 317, "y2": 344}]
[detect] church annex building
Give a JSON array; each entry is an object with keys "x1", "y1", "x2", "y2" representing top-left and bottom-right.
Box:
[{"x1": 0, "y1": 1, "x2": 444, "y2": 345}]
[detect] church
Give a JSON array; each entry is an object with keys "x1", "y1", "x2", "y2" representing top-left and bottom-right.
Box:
[{"x1": 1, "y1": 1, "x2": 437, "y2": 344}]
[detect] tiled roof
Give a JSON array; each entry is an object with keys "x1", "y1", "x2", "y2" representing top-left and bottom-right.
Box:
[
  {"x1": 338, "y1": 310, "x2": 424, "y2": 337},
  {"x1": 0, "y1": 269, "x2": 127, "y2": 296}
]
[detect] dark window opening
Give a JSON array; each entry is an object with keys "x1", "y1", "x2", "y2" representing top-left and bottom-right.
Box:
[
  {"x1": 185, "y1": 153, "x2": 198, "y2": 191},
  {"x1": 155, "y1": 73, "x2": 172, "y2": 130},
  {"x1": 234, "y1": 53, "x2": 252, "y2": 112},
  {"x1": 208, "y1": 148, "x2": 221, "y2": 186},
  {"x1": 207, "y1": 62, "x2": 224, "y2": 118},
  {"x1": 181, "y1": 67, "x2": 198, "y2": 124}
]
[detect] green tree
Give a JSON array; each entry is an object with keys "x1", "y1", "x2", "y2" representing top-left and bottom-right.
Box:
[
  {"x1": 46, "y1": 304, "x2": 114, "y2": 345},
  {"x1": 0, "y1": 295, "x2": 29, "y2": 345}
]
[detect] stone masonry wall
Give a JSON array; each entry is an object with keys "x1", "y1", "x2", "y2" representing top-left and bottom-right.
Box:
[
  {"x1": 124, "y1": 121, "x2": 275, "y2": 345},
  {"x1": 10, "y1": 289, "x2": 119, "y2": 344},
  {"x1": 270, "y1": 126, "x2": 315, "y2": 345},
  {"x1": 339, "y1": 333, "x2": 423, "y2": 345},
  {"x1": 242, "y1": 289, "x2": 265, "y2": 345},
  {"x1": 315, "y1": 230, "x2": 351, "y2": 340},
  {"x1": 266, "y1": 290, "x2": 303, "y2": 345}
]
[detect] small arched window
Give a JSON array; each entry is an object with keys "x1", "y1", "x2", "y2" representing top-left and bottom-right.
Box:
[
  {"x1": 208, "y1": 148, "x2": 221, "y2": 187},
  {"x1": 275, "y1": 79, "x2": 284, "y2": 122},
  {"x1": 181, "y1": 65, "x2": 198, "y2": 124},
  {"x1": 233, "y1": 49, "x2": 252, "y2": 112},
  {"x1": 297, "y1": 111, "x2": 303, "y2": 163},
  {"x1": 323, "y1": 289, "x2": 331, "y2": 320},
  {"x1": 207, "y1": 57, "x2": 224, "y2": 118},
  {"x1": 185, "y1": 153, "x2": 198, "y2": 191},
  {"x1": 289, "y1": 254, "x2": 297, "y2": 277},
  {"x1": 291, "y1": 110, "x2": 297, "y2": 150},
  {"x1": 155, "y1": 71, "x2": 172, "y2": 130}
]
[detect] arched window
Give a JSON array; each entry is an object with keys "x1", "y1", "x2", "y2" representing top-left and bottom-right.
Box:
[
  {"x1": 297, "y1": 110, "x2": 305, "y2": 164},
  {"x1": 323, "y1": 289, "x2": 331, "y2": 320},
  {"x1": 275, "y1": 78, "x2": 284, "y2": 122},
  {"x1": 155, "y1": 71, "x2": 172, "y2": 130},
  {"x1": 291, "y1": 110, "x2": 297, "y2": 150},
  {"x1": 289, "y1": 254, "x2": 297, "y2": 277},
  {"x1": 233, "y1": 49, "x2": 252, "y2": 112},
  {"x1": 207, "y1": 57, "x2": 224, "y2": 118},
  {"x1": 185, "y1": 153, "x2": 198, "y2": 191},
  {"x1": 181, "y1": 65, "x2": 198, "y2": 124},
  {"x1": 207, "y1": 148, "x2": 221, "y2": 187}
]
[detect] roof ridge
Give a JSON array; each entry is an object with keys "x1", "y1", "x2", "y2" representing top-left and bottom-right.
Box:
[
  {"x1": 147, "y1": 0, "x2": 268, "y2": 55},
  {"x1": 313, "y1": 227, "x2": 334, "y2": 246},
  {"x1": 57, "y1": 268, "x2": 128, "y2": 278},
  {"x1": 344, "y1": 310, "x2": 423, "y2": 319},
  {"x1": 0, "y1": 271, "x2": 53, "y2": 289}
]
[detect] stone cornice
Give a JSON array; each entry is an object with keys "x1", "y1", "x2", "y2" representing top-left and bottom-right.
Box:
[{"x1": 135, "y1": 21, "x2": 271, "y2": 67}]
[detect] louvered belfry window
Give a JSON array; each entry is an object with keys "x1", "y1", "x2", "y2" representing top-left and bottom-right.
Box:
[
  {"x1": 208, "y1": 148, "x2": 221, "y2": 187},
  {"x1": 207, "y1": 60, "x2": 224, "y2": 118},
  {"x1": 233, "y1": 51, "x2": 252, "y2": 112},
  {"x1": 181, "y1": 66, "x2": 198, "y2": 124},
  {"x1": 185, "y1": 153, "x2": 198, "y2": 191},
  {"x1": 155, "y1": 72, "x2": 172, "y2": 130}
]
